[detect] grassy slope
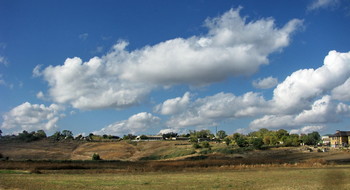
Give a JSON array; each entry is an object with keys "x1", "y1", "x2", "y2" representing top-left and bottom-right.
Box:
[
  {"x1": 1, "y1": 139, "x2": 350, "y2": 163},
  {"x1": 0, "y1": 140, "x2": 197, "y2": 161}
]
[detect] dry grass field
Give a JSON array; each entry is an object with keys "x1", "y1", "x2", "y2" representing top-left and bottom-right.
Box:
[
  {"x1": 1, "y1": 139, "x2": 350, "y2": 163},
  {"x1": 1, "y1": 140, "x2": 350, "y2": 189},
  {"x1": 1, "y1": 166, "x2": 350, "y2": 190}
]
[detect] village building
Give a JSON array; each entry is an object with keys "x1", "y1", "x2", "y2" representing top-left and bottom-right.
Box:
[
  {"x1": 135, "y1": 135, "x2": 164, "y2": 141},
  {"x1": 330, "y1": 130, "x2": 350, "y2": 147},
  {"x1": 170, "y1": 137, "x2": 190, "y2": 141},
  {"x1": 321, "y1": 136, "x2": 331, "y2": 146}
]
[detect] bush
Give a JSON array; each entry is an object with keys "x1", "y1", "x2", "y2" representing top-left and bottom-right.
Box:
[
  {"x1": 201, "y1": 141, "x2": 211, "y2": 148},
  {"x1": 92, "y1": 153, "x2": 101, "y2": 161},
  {"x1": 236, "y1": 137, "x2": 248, "y2": 147},
  {"x1": 192, "y1": 143, "x2": 201, "y2": 149}
]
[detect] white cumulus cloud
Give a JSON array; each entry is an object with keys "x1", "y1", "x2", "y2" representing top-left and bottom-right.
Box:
[
  {"x1": 294, "y1": 95, "x2": 338, "y2": 124},
  {"x1": 119, "y1": 9, "x2": 302, "y2": 85},
  {"x1": 1, "y1": 102, "x2": 63, "y2": 133},
  {"x1": 154, "y1": 92, "x2": 191, "y2": 115},
  {"x1": 158, "y1": 50, "x2": 350, "y2": 133},
  {"x1": 163, "y1": 92, "x2": 268, "y2": 129},
  {"x1": 308, "y1": 0, "x2": 340, "y2": 11},
  {"x1": 36, "y1": 8, "x2": 302, "y2": 110},
  {"x1": 272, "y1": 50, "x2": 350, "y2": 114},
  {"x1": 249, "y1": 96, "x2": 348, "y2": 131},
  {"x1": 332, "y1": 78, "x2": 350, "y2": 101},
  {"x1": 252, "y1": 76, "x2": 278, "y2": 89},
  {"x1": 290, "y1": 126, "x2": 325, "y2": 134},
  {"x1": 93, "y1": 112, "x2": 160, "y2": 136},
  {"x1": 40, "y1": 57, "x2": 152, "y2": 110},
  {"x1": 249, "y1": 115, "x2": 296, "y2": 131}
]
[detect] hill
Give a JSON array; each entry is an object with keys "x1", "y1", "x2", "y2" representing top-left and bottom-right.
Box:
[{"x1": 1, "y1": 139, "x2": 350, "y2": 164}]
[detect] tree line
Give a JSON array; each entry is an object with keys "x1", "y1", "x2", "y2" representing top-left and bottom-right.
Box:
[{"x1": 0, "y1": 128, "x2": 321, "y2": 148}]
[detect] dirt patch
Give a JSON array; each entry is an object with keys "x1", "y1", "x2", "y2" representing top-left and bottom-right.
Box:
[{"x1": 71, "y1": 141, "x2": 138, "y2": 160}]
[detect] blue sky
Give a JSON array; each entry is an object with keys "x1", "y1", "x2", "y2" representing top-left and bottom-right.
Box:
[{"x1": 1, "y1": 0, "x2": 350, "y2": 136}]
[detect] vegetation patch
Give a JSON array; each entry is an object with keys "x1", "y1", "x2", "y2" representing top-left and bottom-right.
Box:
[{"x1": 0, "y1": 170, "x2": 29, "y2": 174}]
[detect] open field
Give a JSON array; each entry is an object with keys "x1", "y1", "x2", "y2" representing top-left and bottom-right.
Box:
[
  {"x1": 1, "y1": 166, "x2": 350, "y2": 190},
  {"x1": 1, "y1": 140, "x2": 350, "y2": 189}
]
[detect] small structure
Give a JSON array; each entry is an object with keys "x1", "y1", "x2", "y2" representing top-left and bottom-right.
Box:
[
  {"x1": 171, "y1": 137, "x2": 190, "y2": 141},
  {"x1": 136, "y1": 135, "x2": 164, "y2": 141},
  {"x1": 330, "y1": 130, "x2": 350, "y2": 147},
  {"x1": 321, "y1": 136, "x2": 331, "y2": 146},
  {"x1": 197, "y1": 137, "x2": 211, "y2": 142}
]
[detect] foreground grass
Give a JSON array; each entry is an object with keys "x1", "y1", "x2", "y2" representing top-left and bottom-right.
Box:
[{"x1": 1, "y1": 166, "x2": 350, "y2": 190}]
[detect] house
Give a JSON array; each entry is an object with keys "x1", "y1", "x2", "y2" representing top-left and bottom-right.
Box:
[
  {"x1": 330, "y1": 130, "x2": 350, "y2": 147},
  {"x1": 321, "y1": 136, "x2": 331, "y2": 146}
]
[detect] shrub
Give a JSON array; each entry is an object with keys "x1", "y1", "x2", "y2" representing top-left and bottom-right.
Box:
[
  {"x1": 201, "y1": 141, "x2": 211, "y2": 148},
  {"x1": 192, "y1": 143, "x2": 201, "y2": 149},
  {"x1": 236, "y1": 136, "x2": 248, "y2": 147},
  {"x1": 92, "y1": 153, "x2": 101, "y2": 161}
]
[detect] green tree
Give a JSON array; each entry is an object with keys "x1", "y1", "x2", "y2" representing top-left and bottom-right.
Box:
[
  {"x1": 232, "y1": 133, "x2": 242, "y2": 141},
  {"x1": 190, "y1": 130, "x2": 213, "y2": 139},
  {"x1": 236, "y1": 136, "x2": 248, "y2": 147},
  {"x1": 301, "y1": 132, "x2": 321, "y2": 145},
  {"x1": 51, "y1": 131, "x2": 62, "y2": 141},
  {"x1": 18, "y1": 130, "x2": 38, "y2": 142},
  {"x1": 62, "y1": 130, "x2": 73, "y2": 139},
  {"x1": 123, "y1": 134, "x2": 136, "y2": 140},
  {"x1": 253, "y1": 128, "x2": 270, "y2": 138},
  {"x1": 216, "y1": 130, "x2": 227, "y2": 139},
  {"x1": 276, "y1": 129, "x2": 289, "y2": 141},
  {"x1": 250, "y1": 137, "x2": 264, "y2": 149},
  {"x1": 224, "y1": 137, "x2": 231, "y2": 146},
  {"x1": 263, "y1": 136, "x2": 271, "y2": 145},
  {"x1": 270, "y1": 135, "x2": 279, "y2": 145},
  {"x1": 34, "y1": 130, "x2": 47, "y2": 139},
  {"x1": 283, "y1": 134, "x2": 300, "y2": 147}
]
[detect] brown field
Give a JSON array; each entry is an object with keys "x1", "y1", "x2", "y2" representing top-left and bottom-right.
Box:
[
  {"x1": 1, "y1": 166, "x2": 350, "y2": 189},
  {"x1": 1, "y1": 140, "x2": 350, "y2": 189},
  {"x1": 1, "y1": 139, "x2": 350, "y2": 164}
]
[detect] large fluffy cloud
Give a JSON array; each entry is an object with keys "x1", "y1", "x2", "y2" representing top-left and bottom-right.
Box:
[
  {"x1": 154, "y1": 92, "x2": 191, "y2": 115},
  {"x1": 161, "y1": 92, "x2": 268, "y2": 130},
  {"x1": 120, "y1": 9, "x2": 302, "y2": 85},
  {"x1": 93, "y1": 112, "x2": 160, "y2": 136},
  {"x1": 272, "y1": 50, "x2": 350, "y2": 114},
  {"x1": 36, "y1": 8, "x2": 302, "y2": 110},
  {"x1": 249, "y1": 96, "x2": 350, "y2": 131},
  {"x1": 160, "y1": 51, "x2": 350, "y2": 133},
  {"x1": 39, "y1": 56, "x2": 151, "y2": 110},
  {"x1": 1, "y1": 102, "x2": 63, "y2": 133}
]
